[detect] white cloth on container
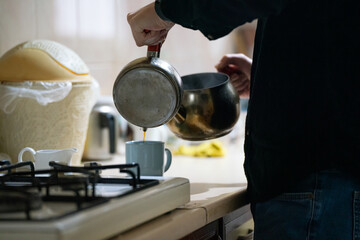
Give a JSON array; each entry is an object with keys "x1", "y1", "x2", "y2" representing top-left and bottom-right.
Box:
[{"x1": 0, "y1": 81, "x2": 72, "y2": 114}]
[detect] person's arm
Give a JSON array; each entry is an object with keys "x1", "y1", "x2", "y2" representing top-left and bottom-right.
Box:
[
  {"x1": 127, "y1": 0, "x2": 295, "y2": 46},
  {"x1": 156, "y1": 0, "x2": 296, "y2": 40}
]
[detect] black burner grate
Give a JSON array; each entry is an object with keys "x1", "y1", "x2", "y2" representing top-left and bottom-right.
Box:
[{"x1": 0, "y1": 160, "x2": 159, "y2": 221}]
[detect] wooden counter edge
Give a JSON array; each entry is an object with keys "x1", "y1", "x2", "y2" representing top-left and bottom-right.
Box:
[
  {"x1": 110, "y1": 186, "x2": 250, "y2": 240},
  {"x1": 184, "y1": 186, "x2": 248, "y2": 224},
  {"x1": 111, "y1": 208, "x2": 207, "y2": 240}
]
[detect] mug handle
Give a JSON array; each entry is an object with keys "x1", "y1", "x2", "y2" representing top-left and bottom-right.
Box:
[
  {"x1": 164, "y1": 148, "x2": 172, "y2": 172},
  {"x1": 18, "y1": 147, "x2": 36, "y2": 163}
]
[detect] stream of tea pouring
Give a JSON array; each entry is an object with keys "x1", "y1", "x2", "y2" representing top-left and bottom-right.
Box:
[{"x1": 143, "y1": 127, "x2": 147, "y2": 142}]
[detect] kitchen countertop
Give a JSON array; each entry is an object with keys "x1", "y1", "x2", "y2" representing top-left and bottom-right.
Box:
[{"x1": 106, "y1": 129, "x2": 250, "y2": 240}]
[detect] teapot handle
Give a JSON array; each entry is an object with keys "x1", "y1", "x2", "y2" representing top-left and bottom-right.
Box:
[
  {"x1": 144, "y1": 29, "x2": 162, "y2": 58},
  {"x1": 147, "y1": 43, "x2": 162, "y2": 58}
]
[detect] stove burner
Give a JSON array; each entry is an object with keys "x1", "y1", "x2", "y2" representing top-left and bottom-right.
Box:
[
  {"x1": 0, "y1": 188, "x2": 42, "y2": 219},
  {"x1": 0, "y1": 160, "x2": 159, "y2": 221}
]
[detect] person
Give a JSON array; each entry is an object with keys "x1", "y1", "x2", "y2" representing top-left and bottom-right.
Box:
[{"x1": 127, "y1": 0, "x2": 360, "y2": 239}]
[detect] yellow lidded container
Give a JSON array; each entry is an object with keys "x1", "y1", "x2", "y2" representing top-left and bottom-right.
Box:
[{"x1": 0, "y1": 40, "x2": 98, "y2": 165}]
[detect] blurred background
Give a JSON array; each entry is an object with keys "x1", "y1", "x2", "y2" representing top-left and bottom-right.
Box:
[
  {"x1": 0, "y1": 0, "x2": 257, "y2": 155},
  {"x1": 0, "y1": 0, "x2": 256, "y2": 96}
]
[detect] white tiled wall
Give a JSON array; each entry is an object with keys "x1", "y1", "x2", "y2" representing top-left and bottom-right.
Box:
[{"x1": 0, "y1": 0, "x2": 241, "y2": 95}]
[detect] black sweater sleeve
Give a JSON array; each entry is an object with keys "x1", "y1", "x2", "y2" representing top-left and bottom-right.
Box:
[{"x1": 157, "y1": 0, "x2": 296, "y2": 40}]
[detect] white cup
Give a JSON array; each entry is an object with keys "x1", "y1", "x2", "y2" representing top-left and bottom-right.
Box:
[{"x1": 18, "y1": 147, "x2": 78, "y2": 170}]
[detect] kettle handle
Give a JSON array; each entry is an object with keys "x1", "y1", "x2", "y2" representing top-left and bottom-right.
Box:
[
  {"x1": 148, "y1": 44, "x2": 161, "y2": 52},
  {"x1": 100, "y1": 113, "x2": 116, "y2": 154},
  {"x1": 147, "y1": 43, "x2": 162, "y2": 58},
  {"x1": 144, "y1": 29, "x2": 162, "y2": 58}
]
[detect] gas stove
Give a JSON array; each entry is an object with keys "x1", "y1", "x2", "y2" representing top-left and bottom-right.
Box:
[{"x1": 0, "y1": 160, "x2": 190, "y2": 240}]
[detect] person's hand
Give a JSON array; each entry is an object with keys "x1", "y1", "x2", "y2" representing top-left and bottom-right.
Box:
[
  {"x1": 215, "y1": 54, "x2": 252, "y2": 98},
  {"x1": 127, "y1": 2, "x2": 175, "y2": 46}
]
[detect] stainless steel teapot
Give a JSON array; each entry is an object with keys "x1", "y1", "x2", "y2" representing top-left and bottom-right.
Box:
[
  {"x1": 113, "y1": 44, "x2": 183, "y2": 130},
  {"x1": 113, "y1": 45, "x2": 240, "y2": 140}
]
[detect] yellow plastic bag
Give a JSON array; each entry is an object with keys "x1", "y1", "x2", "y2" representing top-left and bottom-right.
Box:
[{"x1": 174, "y1": 140, "x2": 226, "y2": 157}]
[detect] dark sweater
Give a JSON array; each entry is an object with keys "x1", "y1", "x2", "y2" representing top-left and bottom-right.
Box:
[{"x1": 156, "y1": 0, "x2": 360, "y2": 202}]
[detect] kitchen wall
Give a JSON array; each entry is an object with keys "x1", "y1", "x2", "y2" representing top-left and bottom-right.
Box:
[{"x1": 0, "y1": 0, "x2": 255, "y2": 96}]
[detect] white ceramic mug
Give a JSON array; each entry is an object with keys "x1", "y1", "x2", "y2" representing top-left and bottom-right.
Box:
[
  {"x1": 126, "y1": 141, "x2": 172, "y2": 176},
  {"x1": 18, "y1": 147, "x2": 78, "y2": 170}
]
